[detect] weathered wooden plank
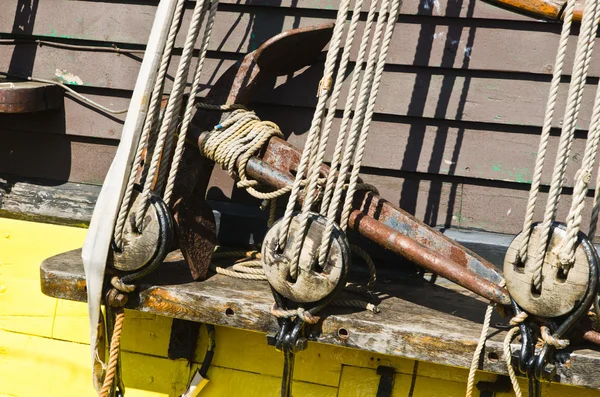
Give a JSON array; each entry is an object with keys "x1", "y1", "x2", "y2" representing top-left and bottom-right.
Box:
[
  {"x1": 264, "y1": 66, "x2": 598, "y2": 130},
  {"x1": 0, "y1": 179, "x2": 99, "y2": 226},
  {"x1": 460, "y1": 183, "x2": 600, "y2": 235},
  {"x1": 39, "y1": 248, "x2": 600, "y2": 390},
  {"x1": 266, "y1": 105, "x2": 588, "y2": 188},
  {"x1": 2, "y1": 23, "x2": 591, "y2": 80},
  {"x1": 0, "y1": 92, "x2": 128, "y2": 140},
  {"x1": 0, "y1": 84, "x2": 592, "y2": 188},
  {"x1": 2, "y1": 69, "x2": 594, "y2": 141},
  {"x1": 0, "y1": 46, "x2": 236, "y2": 95},
  {"x1": 0, "y1": 129, "x2": 117, "y2": 184},
  {"x1": 234, "y1": 0, "x2": 536, "y2": 20},
  {"x1": 0, "y1": 0, "x2": 537, "y2": 53}
]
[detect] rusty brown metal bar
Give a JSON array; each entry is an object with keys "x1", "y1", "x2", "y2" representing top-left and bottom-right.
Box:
[
  {"x1": 347, "y1": 211, "x2": 511, "y2": 305},
  {"x1": 484, "y1": 0, "x2": 588, "y2": 22},
  {"x1": 195, "y1": 131, "x2": 512, "y2": 305}
]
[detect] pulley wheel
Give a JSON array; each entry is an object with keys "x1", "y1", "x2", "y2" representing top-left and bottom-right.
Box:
[
  {"x1": 504, "y1": 223, "x2": 593, "y2": 318},
  {"x1": 108, "y1": 191, "x2": 162, "y2": 272},
  {"x1": 261, "y1": 212, "x2": 350, "y2": 303}
]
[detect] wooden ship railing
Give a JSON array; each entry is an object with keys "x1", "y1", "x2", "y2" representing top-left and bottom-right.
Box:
[{"x1": 3, "y1": 0, "x2": 600, "y2": 394}]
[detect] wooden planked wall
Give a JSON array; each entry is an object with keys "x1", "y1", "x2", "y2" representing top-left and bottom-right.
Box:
[{"x1": 1, "y1": 0, "x2": 598, "y2": 236}]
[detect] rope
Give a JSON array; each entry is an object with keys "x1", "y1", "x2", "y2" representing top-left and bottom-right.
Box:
[
  {"x1": 114, "y1": 0, "x2": 185, "y2": 247},
  {"x1": 284, "y1": 0, "x2": 370, "y2": 279},
  {"x1": 135, "y1": 0, "x2": 210, "y2": 228},
  {"x1": 503, "y1": 326, "x2": 523, "y2": 397},
  {"x1": 211, "y1": 246, "x2": 379, "y2": 315},
  {"x1": 111, "y1": 276, "x2": 136, "y2": 293},
  {"x1": 98, "y1": 310, "x2": 124, "y2": 397},
  {"x1": 540, "y1": 325, "x2": 570, "y2": 349},
  {"x1": 515, "y1": 0, "x2": 578, "y2": 263},
  {"x1": 530, "y1": 0, "x2": 600, "y2": 289},
  {"x1": 113, "y1": 0, "x2": 186, "y2": 247},
  {"x1": 270, "y1": 305, "x2": 321, "y2": 324},
  {"x1": 560, "y1": 0, "x2": 600, "y2": 266},
  {"x1": 200, "y1": 109, "x2": 292, "y2": 200},
  {"x1": 320, "y1": 0, "x2": 380, "y2": 218},
  {"x1": 319, "y1": 0, "x2": 402, "y2": 268},
  {"x1": 276, "y1": 0, "x2": 354, "y2": 260},
  {"x1": 465, "y1": 303, "x2": 494, "y2": 397},
  {"x1": 162, "y1": 0, "x2": 220, "y2": 205},
  {"x1": 351, "y1": 245, "x2": 377, "y2": 289}
]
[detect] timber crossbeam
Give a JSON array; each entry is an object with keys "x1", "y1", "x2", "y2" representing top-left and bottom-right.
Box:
[{"x1": 41, "y1": 248, "x2": 600, "y2": 390}]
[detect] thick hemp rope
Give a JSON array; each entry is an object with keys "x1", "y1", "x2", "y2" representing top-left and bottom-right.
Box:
[
  {"x1": 281, "y1": 0, "x2": 402, "y2": 280},
  {"x1": 113, "y1": 0, "x2": 187, "y2": 248},
  {"x1": 528, "y1": 0, "x2": 600, "y2": 290},
  {"x1": 135, "y1": 0, "x2": 212, "y2": 228},
  {"x1": 162, "y1": 0, "x2": 220, "y2": 204},
  {"x1": 98, "y1": 310, "x2": 125, "y2": 397}
]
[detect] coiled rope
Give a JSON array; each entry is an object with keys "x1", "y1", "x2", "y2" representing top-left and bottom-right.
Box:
[{"x1": 210, "y1": 247, "x2": 381, "y2": 315}]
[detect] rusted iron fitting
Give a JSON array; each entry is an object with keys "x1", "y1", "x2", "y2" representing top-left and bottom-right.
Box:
[{"x1": 107, "y1": 288, "x2": 129, "y2": 308}]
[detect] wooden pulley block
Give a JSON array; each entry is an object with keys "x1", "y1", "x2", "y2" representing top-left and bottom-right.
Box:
[
  {"x1": 504, "y1": 223, "x2": 593, "y2": 318},
  {"x1": 108, "y1": 191, "x2": 161, "y2": 272},
  {"x1": 261, "y1": 212, "x2": 350, "y2": 303},
  {"x1": 0, "y1": 80, "x2": 63, "y2": 113}
]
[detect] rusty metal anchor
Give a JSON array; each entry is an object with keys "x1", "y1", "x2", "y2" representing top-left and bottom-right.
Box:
[
  {"x1": 170, "y1": 23, "x2": 335, "y2": 280},
  {"x1": 170, "y1": 23, "x2": 600, "y2": 349},
  {"x1": 171, "y1": 23, "x2": 509, "y2": 303}
]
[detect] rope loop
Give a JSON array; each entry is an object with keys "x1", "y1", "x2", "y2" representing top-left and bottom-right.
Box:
[
  {"x1": 509, "y1": 311, "x2": 528, "y2": 326},
  {"x1": 540, "y1": 325, "x2": 570, "y2": 349},
  {"x1": 200, "y1": 109, "x2": 292, "y2": 201},
  {"x1": 270, "y1": 304, "x2": 321, "y2": 324},
  {"x1": 111, "y1": 276, "x2": 136, "y2": 293}
]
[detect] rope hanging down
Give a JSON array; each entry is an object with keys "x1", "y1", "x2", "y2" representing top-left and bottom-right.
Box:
[
  {"x1": 515, "y1": 0, "x2": 600, "y2": 290},
  {"x1": 272, "y1": 0, "x2": 402, "y2": 281},
  {"x1": 96, "y1": 1, "x2": 221, "y2": 394}
]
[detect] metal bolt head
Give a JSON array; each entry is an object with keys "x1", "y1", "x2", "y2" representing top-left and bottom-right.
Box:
[
  {"x1": 107, "y1": 289, "x2": 129, "y2": 307},
  {"x1": 543, "y1": 363, "x2": 557, "y2": 381},
  {"x1": 266, "y1": 332, "x2": 278, "y2": 347},
  {"x1": 294, "y1": 338, "x2": 308, "y2": 352}
]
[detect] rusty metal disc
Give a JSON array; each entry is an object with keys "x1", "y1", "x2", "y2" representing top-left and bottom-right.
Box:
[
  {"x1": 504, "y1": 223, "x2": 592, "y2": 318},
  {"x1": 0, "y1": 80, "x2": 63, "y2": 113},
  {"x1": 108, "y1": 191, "x2": 161, "y2": 272},
  {"x1": 261, "y1": 212, "x2": 350, "y2": 303}
]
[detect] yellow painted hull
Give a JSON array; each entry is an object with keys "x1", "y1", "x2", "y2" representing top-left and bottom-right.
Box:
[{"x1": 0, "y1": 218, "x2": 597, "y2": 396}]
